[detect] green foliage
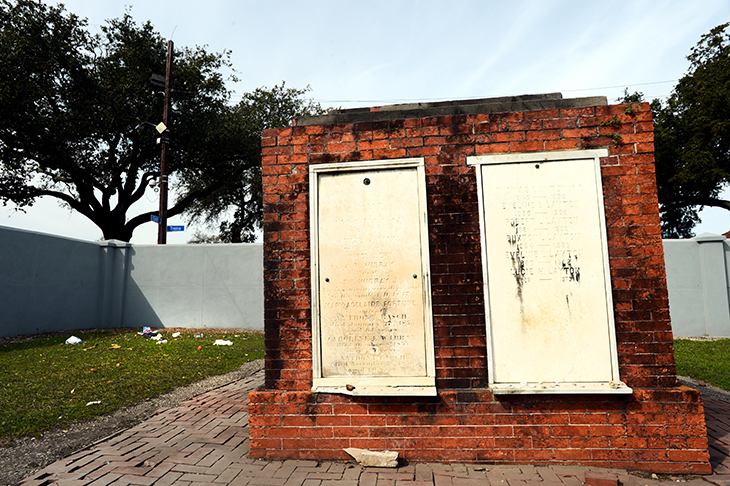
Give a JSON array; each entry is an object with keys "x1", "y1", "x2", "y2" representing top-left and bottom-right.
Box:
[
  {"x1": 600, "y1": 115, "x2": 622, "y2": 128},
  {"x1": 0, "y1": 0, "x2": 231, "y2": 240},
  {"x1": 0, "y1": 1, "x2": 321, "y2": 243},
  {"x1": 0, "y1": 328, "x2": 264, "y2": 444},
  {"x1": 185, "y1": 83, "x2": 325, "y2": 243},
  {"x1": 674, "y1": 338, "x2": 730, "y2": 391},
  {"x1": 617, "y1": 88, "x2": 645, "y2": 104},
  {"x1": 651, "y1": 23, "x2": 730, "y2": 238}
]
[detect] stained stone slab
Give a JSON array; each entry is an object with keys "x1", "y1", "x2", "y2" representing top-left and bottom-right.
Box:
[
  {"x1": 468, "y1": 150, "x2": 631, "y2": 394},
  {"x1": 344, "y1": 448, "x2": 399, "y2": 468},
  {"x1": 309, "y1": 158, "x2": 436, "y2": 396}
]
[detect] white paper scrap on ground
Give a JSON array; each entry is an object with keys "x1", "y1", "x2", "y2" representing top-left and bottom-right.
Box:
[
  {"x1": 65, "y1": 336, "x2": 82, "y2": 345},
  {"x1": 213, "y1": 340, "x2": 233, "y2": 346},
  {"x1": 86, "y1": 401, "x2": 101, "y2": 406},
  {"x1": 344, "y1": 448, "x2": 398, "y2": 468}
]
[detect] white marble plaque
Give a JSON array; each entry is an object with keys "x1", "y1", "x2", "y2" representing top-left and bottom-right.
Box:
[
  {"x1": 310, "y1": 158, "x2": 436, "y2": 396},
  {"x1": 468, "y1": 150, "x2": 630, "y2": 394}
]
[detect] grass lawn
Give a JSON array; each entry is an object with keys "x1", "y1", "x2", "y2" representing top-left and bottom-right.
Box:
[
  {"x1": 674, "y1": 338, "x2": 730, "y2": 391},
  {"x1": 2, "y1": 332, "x2": 724, "y2": 446},
  {"x1": 0, "y1": 328, "x2": 264, "y2": 446}
]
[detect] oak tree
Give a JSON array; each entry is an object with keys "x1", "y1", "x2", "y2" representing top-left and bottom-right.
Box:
[
  {"x1": 185, "y1": 83, "x2": 325, "y2": 243},
  {"x1": 651, "y1": 23, "x2": 730, "y2": 237},
  {"x1": 0, "y1": 1, "x2": 321, "y2": 242}
]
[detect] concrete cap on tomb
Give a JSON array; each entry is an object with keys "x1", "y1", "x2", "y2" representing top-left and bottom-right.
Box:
[{"x1": 295, "y1": 93, "x2": 608, "y2": 126}]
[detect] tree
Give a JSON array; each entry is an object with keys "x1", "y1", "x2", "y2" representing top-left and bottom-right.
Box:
[
  {"x1": 184, "y1": 83, "x2": 325, "y2": 243},
  {"x1": 649, "y1": 23, "x2": 730, "y2": 237},
  {"x1": 0, "y1": 0, "x2": 314, "y2": 243}
]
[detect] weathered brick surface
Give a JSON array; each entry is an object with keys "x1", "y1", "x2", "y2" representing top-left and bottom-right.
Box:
[{"x1": 253, "y1": 102, "x2": 711, "y2": 473}]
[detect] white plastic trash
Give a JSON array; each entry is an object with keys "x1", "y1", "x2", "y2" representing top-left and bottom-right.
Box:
[
  {"x1": 65, "y1": 336, "x2": 82, "y2": 345},
  {"x1": 213, "y1": 340, "x2": 233, "y2": 346},
  {"x1": 172, "y1": 332, "x2": 181, "y2": 338},
  {"x1": 151, "y1": 334, "x2": 163, "y2": 341},
  {"x1": 156, "y1": 339, "x2": 168, "y2": 344}
]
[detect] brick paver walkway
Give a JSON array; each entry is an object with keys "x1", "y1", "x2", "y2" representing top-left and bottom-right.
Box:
[
  {"x1": 20, "y1": 371, "x2": 730, "y2": 486},
  {"x1": 705, "y1": 397, "x2": 730, "y2": 483}
]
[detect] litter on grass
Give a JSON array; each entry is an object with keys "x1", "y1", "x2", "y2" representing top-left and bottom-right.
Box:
[
  {"x1": 156, "y1": 339, "x2": 168, "y2": 344},
  {"x1": 86, "y1": 401, "x2": 101, "y2": 406},
  {"x1": 213, "y1": 339, "x2": 233, "y2": 346},
  {"x1": 65, "y1": 336, "x2": 82, "y2": 345},
  {"x1": 194, "y1": 333, "x2": 204, "y2": 338},
  {"x1": 138, "y1": 327, "x2": 162, "y2": 339},
  {"x1": 172, "y1": 332, "x2": 181, "y2": 338}
]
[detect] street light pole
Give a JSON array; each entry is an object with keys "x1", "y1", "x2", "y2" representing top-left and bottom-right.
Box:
[{"x1": 158, "y1": 40, "x2": 173, "y2": 245}]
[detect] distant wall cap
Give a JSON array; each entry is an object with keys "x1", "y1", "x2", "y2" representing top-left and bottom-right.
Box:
[
  {"x1": 693, "y1": 232, "x2": 726, "y2": 242},
  {"x1": 99, "y1": 239, "x2": 132, "y2": 247}
]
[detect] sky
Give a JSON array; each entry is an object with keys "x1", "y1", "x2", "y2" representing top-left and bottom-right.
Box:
[{"x1": 2, "y1": 0, "x2": 730, "y2": 243}]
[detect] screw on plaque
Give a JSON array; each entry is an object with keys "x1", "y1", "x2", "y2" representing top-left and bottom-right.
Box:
[
  {"x1": 413, "y1": 274, "x2": 418, "y2": 279},
  {"x1": 363, "y1": 178, "x2": 371, "y2": 185},
  {"x1": 535, "y1": 164, "x2": 540, "y2": 169},
  {"x1": 325, "y1": 278, "x2": 330, "y2": 282}
]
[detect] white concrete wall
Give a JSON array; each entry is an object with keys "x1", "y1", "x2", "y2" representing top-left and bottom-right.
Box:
[
  {"x1": 3, "y1": 225, "x2": 728, "y2": 338},
  {"x1": 121, "y1": 243, "x2": 264, "y2": 330},
  {"x1": 663, "y1": 233, "x2": 730, "y2": 337},
  {"x1": 0, "y1": 225, "x2": 263, "y2": 338},
  {"x1": 0, "y1": 228, "x2": 105, "y2": 337}
]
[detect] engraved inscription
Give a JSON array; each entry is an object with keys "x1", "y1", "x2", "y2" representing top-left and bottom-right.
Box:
[
  {"x1": 496, "y1": 184, "x2": 584, "y2": 287},
  {"x1": 317, "y1": 169, "x2": 427, "y2": 378},
  {"x1": 480, "y1": 158, "x2": 614, "y2": 384}
]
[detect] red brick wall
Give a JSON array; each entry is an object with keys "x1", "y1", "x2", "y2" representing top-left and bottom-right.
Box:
[
  {"x1": 251, "y1": 102, "x2": 711, "y2": 473},
  {"x1": 249, "y1": 386, "x2": 708, "y2": 473}
]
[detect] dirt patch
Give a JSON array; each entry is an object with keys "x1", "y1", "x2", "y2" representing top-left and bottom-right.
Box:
[
  {"x1": 0, "y1": 359, "x2": 263, "y2": 486},
  {"x1": 678, "y1": 374, "x2": 730, "y2": 402}
]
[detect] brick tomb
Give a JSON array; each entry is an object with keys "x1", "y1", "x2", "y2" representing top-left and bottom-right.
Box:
[{"x1": 248, "y1": 94, "x2": 711, "y2": 474}]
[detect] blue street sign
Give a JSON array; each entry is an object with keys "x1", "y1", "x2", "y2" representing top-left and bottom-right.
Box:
[
  {"x1": 167, "y1": 225, "x2": 184, "y2": 232},
  {"x1": 151, "y1": 215, "x2": 160, "y2": 223}
]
